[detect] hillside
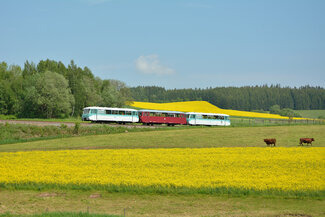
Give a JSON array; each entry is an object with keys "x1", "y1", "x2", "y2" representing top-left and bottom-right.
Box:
[{"x1": 131, "y1": 101, "x2": 305, "y2": 119}]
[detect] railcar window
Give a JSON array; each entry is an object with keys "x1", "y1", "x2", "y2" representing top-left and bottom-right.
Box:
[
  {"x1": 119, "y1": 111, "x2": 125, "y2": 115},
  {"x1": 202, "y1": 115, "x2": 208, "y2": 119},
  {"x1": 98, "y1": 109, "x2": 105, "y2": 114},
  {"x1": 126, "y1": 111, "x2": 131, "y2": 116},
  {"x1": 168, "y1": 113, "x2": 175, "y2": 117},
  {"x1": 106, "y1": 110, "x2": 112, "y2": 114},
  {"x1": 149, "y1": 112, "x2": 155, "y2": 117},
  {"x1": 190, "y1": 114, "x2": 196, "y2": 118},
  {"x1": 83, "y1": 109, "x2": 90, "y2": 114},
  {"x1": 112, "y1": 110, "x2": 119, "y2": 115}
]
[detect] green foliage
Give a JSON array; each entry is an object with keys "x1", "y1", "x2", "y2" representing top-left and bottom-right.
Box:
[
  {"x1": 0, "y1": 60, "x2": 133, "y2": 118},
  {"x1": 73, "y1": 122, "x2": 80, "y2": 134},
  {"x1": 269, "y1": 105, "x2": 301, "y2": 117},
  {"x1": 250, "y1": 109, "x2": 268, "y2": 113},
  {"x1": 130, "y1": 85, "x2": 325, "y2": 111},
  {"x1": 22, "y1": 71, "x2": 75, "y2": 118},
  {"x1": 0, "y1": 122, "x2": 162, "y2": 145},
  {"x1": 0, "y1": 114, "x2": 17, "y2": 120}
]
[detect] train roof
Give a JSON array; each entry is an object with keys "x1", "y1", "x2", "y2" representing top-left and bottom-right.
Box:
[
  {"x1": 83, "y1": 107, "x2": 138, "y2": 111},
  {"x1": 138, "y1": 109, "x2": 185, "y2": 114},
  {"x1": 186, "y1": 112, "x2": 229, "y2": 116}
]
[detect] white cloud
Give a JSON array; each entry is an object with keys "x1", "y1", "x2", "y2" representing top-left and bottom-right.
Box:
[{"x1": 135, "y1": 54, "x2": 175, "y2": 75}]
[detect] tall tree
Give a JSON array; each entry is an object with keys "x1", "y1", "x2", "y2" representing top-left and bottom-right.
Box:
[{"x1": 22, "y1": 71, "x2": 74, "y2": 118}]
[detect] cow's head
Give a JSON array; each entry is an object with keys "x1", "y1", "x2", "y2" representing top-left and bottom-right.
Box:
[{"x1": 312, "y1": 138, "x2": 315, "y2": 141}]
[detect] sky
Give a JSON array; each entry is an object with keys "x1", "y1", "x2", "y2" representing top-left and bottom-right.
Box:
[{"x1": 1, "y1": 0, "x2": 324, "y2": 89}]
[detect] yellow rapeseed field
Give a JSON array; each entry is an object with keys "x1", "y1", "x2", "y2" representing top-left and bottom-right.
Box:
[
  {"x1": 0, "y1": 148, "x2": 324, "y2": 192},
  {"x1": 131, "y1": 101, "x2": 306, "y2": 120}
]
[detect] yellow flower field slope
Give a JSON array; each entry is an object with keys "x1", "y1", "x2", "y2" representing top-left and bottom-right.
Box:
[
  {"x1": 131, "y1": 101, "x2": 304, "y2": 119},
  {"x1": 1, "y1": 147, "x2": 324, "y2": 192}
]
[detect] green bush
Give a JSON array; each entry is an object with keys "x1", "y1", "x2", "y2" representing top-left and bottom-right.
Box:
[
  {"x1": 73, "y1": 122, "x2": 80, "y2": 134},
  {"x1": 0, "y1": 114, "x2": 17, "y2": 120}
]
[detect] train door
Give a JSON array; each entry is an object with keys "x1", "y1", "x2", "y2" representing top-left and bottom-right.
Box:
[
  {"x1": 132, "y1": 111, "x2": 137, "y2": 122},
  {"x1": 91, "y1": 109, "x2": 98, "y2": 121},
  {"x1": 191, "y1": 114, "x2": 196, "y2": 125}
]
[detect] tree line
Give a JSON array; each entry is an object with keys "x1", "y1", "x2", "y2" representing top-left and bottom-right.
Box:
[
  {"x1": 0, "y1": 60, "x2": 131, "y2": 118},
  {"x1": 1, "y1": 59, "x2": 324, "y2": 119},
  {"x1": 130, "y1": 85, "x2": 325, "y2": 111}
]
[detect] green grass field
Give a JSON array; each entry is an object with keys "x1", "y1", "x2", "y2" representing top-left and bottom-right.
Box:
[
  {"x1": 0, "y1": 125, "x2": 323, "y2": 152},
  {"x1": 1, "y1": 190, "x2": 324, "y2": 217},
  {"x1": 0, "y1": 212, "x2": 120, "y2": 217},
  {"x1": 296, "y1": 109, "x2": 325, "y2": 119}
]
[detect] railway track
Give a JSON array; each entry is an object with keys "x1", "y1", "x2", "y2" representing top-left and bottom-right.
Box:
[{"x1": 0, "y1": 120, "x2": 159, "y2": 128}]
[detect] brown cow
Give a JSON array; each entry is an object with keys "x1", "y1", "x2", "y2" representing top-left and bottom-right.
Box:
[
  {"x1": 299, "y1": 138, "x2": 314, "y2": 146},
  {"x1": 264, "y1": 138, "x2": 276, "y2": 147}
]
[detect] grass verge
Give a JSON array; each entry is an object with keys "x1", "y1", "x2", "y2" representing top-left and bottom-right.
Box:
[
  {"x1": 1, "y1": 182, "x2": 324, "y2": 199},
  {"x1": 0, "y1": 213, "x2": 121, "y2": 217},
  {"x1": 1, "y1": 190, "x2": 324, "y2": 217}
]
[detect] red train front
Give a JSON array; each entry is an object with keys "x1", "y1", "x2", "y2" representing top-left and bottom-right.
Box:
[{"x1": 138, "y1": 110, "x2": 187, "y2": 126}]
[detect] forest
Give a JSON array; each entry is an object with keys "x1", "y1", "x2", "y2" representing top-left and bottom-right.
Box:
[
  {"x1": 0, "y1": 60, "x2": 131, "y2": 118},
  {"x1": 130, "y1": 85, "x2": 325, "y2": 111},
  {"x1": 1, "y1": 59, "x2": 324, "y2": 119}
]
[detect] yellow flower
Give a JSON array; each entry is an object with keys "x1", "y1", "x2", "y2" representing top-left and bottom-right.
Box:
[
  {"x1": 131, "y1": 101, "x2": 308, "y2": 120},
  {"x1": 0, "y1": 147, "x2": 324, "y2": 191}
]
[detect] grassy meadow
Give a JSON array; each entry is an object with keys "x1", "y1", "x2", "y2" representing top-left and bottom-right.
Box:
[
  {"x1": 0, "y1": 125, "x2": 324, "y2": 152},
  {"x1": 1, "y1": 190, "x2": 324, "y2": 217},
  {"x1": 296, "y1": 109, "x2": 325, "y2": 119}
]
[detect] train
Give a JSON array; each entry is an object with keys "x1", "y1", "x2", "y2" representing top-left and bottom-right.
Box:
[{"x1": 82, "y1": 106, "x2": 231, "y2": 126}]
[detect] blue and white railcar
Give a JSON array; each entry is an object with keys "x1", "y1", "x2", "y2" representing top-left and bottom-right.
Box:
[
  {"x1": 186, "y1": 112, "x2": 230, "y2": 126},
  {"x1": 82, "y1": 107, "x2": 139, "y2": 123}
]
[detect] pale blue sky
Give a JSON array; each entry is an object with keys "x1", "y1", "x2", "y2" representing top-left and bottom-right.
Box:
[{"x1": 1, "y1": 0, "x2": 324, "y2": 88}]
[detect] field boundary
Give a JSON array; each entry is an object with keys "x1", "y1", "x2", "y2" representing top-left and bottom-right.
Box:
[{"x1": 1, "y1": 182, "x2": 324, "y2": 199}]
